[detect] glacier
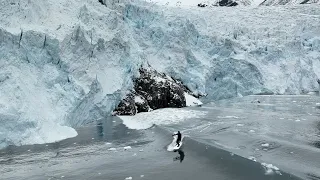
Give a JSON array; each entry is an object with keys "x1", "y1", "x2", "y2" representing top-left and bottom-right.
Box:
[
  {"x1": 145, "y1": 0, "x2": 320, "y2": 7},
  {"x1": 0, "y1": 0, "x2": 320, "y2": 148}
]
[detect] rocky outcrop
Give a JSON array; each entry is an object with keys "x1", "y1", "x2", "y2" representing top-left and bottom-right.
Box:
[
  {"x1": 197, "y1": 3, "x2": 208, "y2": 7},
  {"x1": 217, "y1": 0, "x2": 239, "y2": 6},
  {"x1": 113, "y1": 66, "x2": 193, "y2": 115},
  {"x1": 197, "y1": 1, "x2": 238, "y2": 7}
]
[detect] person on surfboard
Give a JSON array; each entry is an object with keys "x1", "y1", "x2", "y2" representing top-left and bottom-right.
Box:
[{"x1": 172, "y1": 131, "x2": 182, "y2": 147}]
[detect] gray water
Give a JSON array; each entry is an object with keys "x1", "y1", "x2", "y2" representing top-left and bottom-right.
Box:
[
  {"x1": 0, "y1": 123, "x2": 301, "y2": 180},
  {"x1": 163, "y1": 95, "x2": 320, "y2": 179},
  {"x1": 0, "y1": 95, "x2": 319, "y2": 180}
]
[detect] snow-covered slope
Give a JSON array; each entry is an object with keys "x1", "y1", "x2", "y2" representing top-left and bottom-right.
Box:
[{"x1": 0, "y1": 0, "x2": 320, "y2": 148}]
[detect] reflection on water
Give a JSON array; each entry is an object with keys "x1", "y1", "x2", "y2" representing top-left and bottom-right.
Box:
[
  {"x1": 173, "y1": 149, "x2": 185, "y2": 163},
  {"x1": 312, "y1": 121, "x2": 320, "y2": 149},
  {"x1": 97, "y1": 122, "x2": 104, "y2": 137},
  {"x1": 0, "y1": 116, "x2": 141, "y2": 156}
]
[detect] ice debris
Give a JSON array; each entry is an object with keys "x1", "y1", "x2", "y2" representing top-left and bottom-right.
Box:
[
  {"x1": 248, "y1": 156, "x2": 257, "y2": 162},
  {"x1": 261, "y1": 163, "x2": 281, "y2": 175}
]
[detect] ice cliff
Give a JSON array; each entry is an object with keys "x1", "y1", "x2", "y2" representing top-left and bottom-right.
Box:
[
  {"x1": 0, "y1": 0, "x2": 320, "y2": 148},
  {"x1": 149, "y1": 0, "x2": 319, "y2": 7}
]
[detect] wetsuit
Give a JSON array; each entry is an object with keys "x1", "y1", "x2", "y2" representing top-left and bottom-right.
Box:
[{"x1": 173, "y1": 131, "x2": 182, "y2": 146}]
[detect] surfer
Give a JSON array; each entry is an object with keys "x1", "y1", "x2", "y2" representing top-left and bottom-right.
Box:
[{"x1": 172, "y1": 131, "x2": 182, "y2": 147}]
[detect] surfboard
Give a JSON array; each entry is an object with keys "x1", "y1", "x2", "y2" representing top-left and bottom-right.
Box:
[
  {"x1": 167, "y1": 134, "x2": 184, "y2": 151},
  {"x1": 173, "y1": 141, "x2": 183, "y2": 150}
]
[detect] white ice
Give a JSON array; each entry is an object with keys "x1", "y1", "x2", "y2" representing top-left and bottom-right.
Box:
[
  {"x1": 248, "y1": 156, "x2": 257, "y2": 162},
  {"x1": 119, "y1": 108, "x2": 206, "y2": 130},
  {"x1": 134, "y1": 96, "x2": 145, "y2": 104},
  {"x1": 261, "y1": 143, "x2": 270, "y2": 147},
  {"x1": 184, "y1": 92, "x2": 203, "y2": 106},
  {"x1": 167, "y1": 134, "x2": 184, "y2": 151},
  {"x1": 108, "y1": 148, "x2": 117, "y2": 151},
  {"x1": 217, "y1": 116, "x2": 240, "y2": 119},
  {"x1": 124, "y1": 146, "x2": 132, "y2": 150},
  {"x1": 261, "y1": 162, "x2": 281, "y2": 175}
]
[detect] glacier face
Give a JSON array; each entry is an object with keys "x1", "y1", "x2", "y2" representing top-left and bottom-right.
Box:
[
  {"x1": 0, "y1": 0, "x2": 142, "y2": 148},
  {"x1": 0, "y1": 0, "x2": 320, "y2": 148},
  {"x1": 145, "y1": 0, "x2": 320, "y2": 7},
  {"x1": 126, "y1": 3, "x2": 320, "y2": 98}
]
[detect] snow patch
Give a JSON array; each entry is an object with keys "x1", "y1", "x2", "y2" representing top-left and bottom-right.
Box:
[
  {"x1": 184, "y1": 92, "x2": 203, "y2": 106},
  {"x1": 134, "y1": 96, "x2": 145, "y2": 104},
  {"x1": 154, "y1": 76, "x2": 166, "y2": 83}
]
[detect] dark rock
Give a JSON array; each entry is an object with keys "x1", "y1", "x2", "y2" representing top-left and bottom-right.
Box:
[
  {"x1": 112, "y1": 92, "x2": 137, "y2": 116},
  {"x1": 197, "y1": 3, "x2": 208, "y2": 7},
  {"x1": 113, "y1": 66, "x2": 192, "y2": 116},
  {"x1": 98, "y1": 0, "x2": 105, "y2": 5},
  {"x1": 218, "y1": 0, "x2": 238, "y2": 6},
  {"x1": 134, "y1": 94, "x2": 150, "y2": 113}
]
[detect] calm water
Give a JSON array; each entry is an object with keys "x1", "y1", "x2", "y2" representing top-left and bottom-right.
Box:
[{"x1": 1, "y1": 95, "x2": 319, "y2": 180}]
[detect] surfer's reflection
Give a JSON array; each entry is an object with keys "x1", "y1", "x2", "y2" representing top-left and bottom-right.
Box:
[
  {"x1": 173, "y1": 149, "x2": 185, "y2": 163},
  {"x1": 97, "y1": 122, "x2": 104, "y2": 137}
]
